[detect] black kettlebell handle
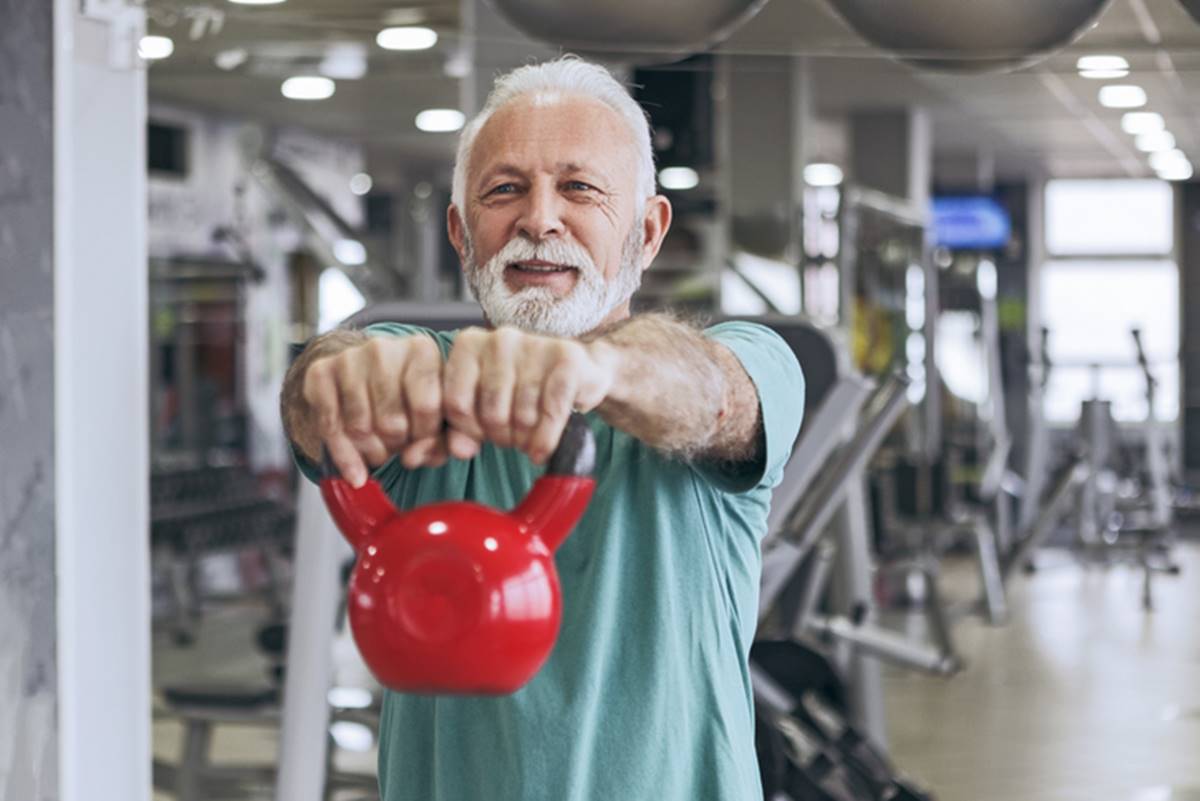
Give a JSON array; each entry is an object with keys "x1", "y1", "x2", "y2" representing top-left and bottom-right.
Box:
[{"x1": 320, "y1": 412, "x2": 595, "y2": 478}]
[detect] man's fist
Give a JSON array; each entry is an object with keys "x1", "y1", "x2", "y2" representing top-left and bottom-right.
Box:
[
  {"x1": 441, "y1": 326, "x2": 615, "y2": 464},
  {"x1": 302, "y1": 334, "x2": 447, "y2": 486}
]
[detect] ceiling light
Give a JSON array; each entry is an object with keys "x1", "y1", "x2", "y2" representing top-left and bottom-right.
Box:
[
  {"x1": 658, "y1": 167, "x2": 699, "y2": 191},
  {"x1": 320, "y1": 44, "x2": 367, "y2": 80},
  {"x1": 1135, "y1": 130, "x2": 1176, "y2": 152},
  {"x1": 376, "y1": 26, "x2": 438, "y2": 51},
  {"x1": 1157, "y1": 162, "x2": 1194, "y2": 181},
  {"x1": 138, "y1": 35, "x2": 174, "y2": 60},
  {"x1": 349, "y1": 173, "x2": 373, "y2": 196},
  {"x1": 1080, "y1": 68, "x2": 1129, "y2": 79},
  {"x1": 804, "y1": 163, "x2": 844, "y2": 187},
  {"x1": 227, "y1": 0, "x2": 287, "y2": 5},
  {"x1": 1076, "y1": 55, "x2": 1128, "y2": 72},
  {"x1": 415, "y1": 108, "x2": 464, "y2": 132},
  {"x1": 214, "y1": 48, "x2": 248, "y2": 70},
  {"x1": 1098, "y1": 85, "x2": 1147, "y2": 109},
  {"x1": 1148, "y1": 149, "x2": 1190, "y2": 172},
  {"x1": 1121, "y1": 112, "x2": 1165, "y2": 135},
  {"x1": 281, "y1": 76, "x2": 335, "y2": 100},
  {"x1": 333, "y1": 239, "x2": 367, "y2": 266}
]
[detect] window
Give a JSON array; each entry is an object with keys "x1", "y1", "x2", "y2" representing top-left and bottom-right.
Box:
[
  {"x1": 1041, "y1": 180, "x2": 1177, "y2": 423},
  {"x1": 1045, "y1": 179, "x2": 1172, "y2": 256}
]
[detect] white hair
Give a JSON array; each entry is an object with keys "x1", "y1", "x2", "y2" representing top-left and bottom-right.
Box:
[{"x1": 451, "y1": 56, "x2": 657, "y2": 211}]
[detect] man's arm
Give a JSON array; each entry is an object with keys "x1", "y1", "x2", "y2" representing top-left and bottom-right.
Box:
[{"x1": 585, "y1": 313, "x2": 763, "y2": 464}]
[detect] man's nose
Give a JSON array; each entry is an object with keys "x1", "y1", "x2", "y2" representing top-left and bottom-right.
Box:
[{"x1": 515, "y1": 181, "x2": 565, "y2": 241}]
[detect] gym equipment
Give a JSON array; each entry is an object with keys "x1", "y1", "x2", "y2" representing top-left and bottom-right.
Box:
[
  {"x1": 151, "y1": 462, "x2": 294, "y2": 645},
  {"x1": 753, "y1": 643, "x2": 936, "y2": 801},
  {"x1": 824, "y1": 0, "x2": 1112, "y2": 72},
  {"x1": 320, "y1": 413, "x2": 595, "y2": 694},
  {"x1": 754, "y1": 318, "x2": 960, "y2": 759},
  {"x1": 873, "y1": 256, "x2": 1014, "y2": 626},
  {"x1": 489, "y1": 0, "x2": 768, "y2": 58},
  {"x1": 1006, "y1": 329, "x2": 1181, "y2": 610},
  {"x1": 152, "y1": 685, "x2": 378, "y2": 801}
]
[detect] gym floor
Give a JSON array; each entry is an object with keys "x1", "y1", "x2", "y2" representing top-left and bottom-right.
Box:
[
  {"x1": 885, "y1": 538, "x2": 1200, "y2": 801},
  {"x1": 152, "y1": 539, "x2": 1200, "y2": 801}
]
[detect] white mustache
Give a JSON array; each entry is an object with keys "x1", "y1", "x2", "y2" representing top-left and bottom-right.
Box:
[{"x1": 485, "y1": 237, "x2": 600, "y2": 280}]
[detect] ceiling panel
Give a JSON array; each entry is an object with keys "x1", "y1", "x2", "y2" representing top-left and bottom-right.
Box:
[{"x1": 144, "y1": 0, "x2": 1200, "y2": 181}]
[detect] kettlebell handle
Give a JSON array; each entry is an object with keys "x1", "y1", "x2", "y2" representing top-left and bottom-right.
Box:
[
  {"x1": 545, "y1": 412, "x2": 596, "y2": 477},
  {"x1": 319, "y1": 412, "x2": 595, "y2": 553}
]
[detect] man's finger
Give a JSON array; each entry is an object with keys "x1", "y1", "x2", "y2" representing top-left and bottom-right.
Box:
[
  {"x1": 443, "y1": 336, "x2": 486, "y2": 442},
  {"x1": 327, "y1": 433, "x2": 368, "y2": 488},
  {"x1": 401, "y1": 435, "x2": 446, "y2": 470},
  {"x1": 367, "y1": 340, "x2": 409, "y2": 451},
  {"x1": 477, "y1": 329, "x2": 520, "y2": 447},
  {"x1": 404, "y1": 340, "x2": 445, "y2": 441},
  {"x1": 527, "y1": 366, "x2": 577, "y2": 463},
  {"x1": 446, "y1": 427, "x2": 481, "y2": 461}
]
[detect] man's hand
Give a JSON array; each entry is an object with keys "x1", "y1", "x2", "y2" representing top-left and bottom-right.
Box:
[
  {"x1": 441, "y1": 326, "x2": 616, "y2": 464},
  {"x1": 299, "y1": 334, "x2": 447, "y2": 486}
]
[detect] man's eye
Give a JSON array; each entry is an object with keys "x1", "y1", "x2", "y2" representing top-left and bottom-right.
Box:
[
  {"x1": 566, "y1": 181, "x2": 595, "y2": 192},
  {"x1": 487, "y1": 183, "x2": 517, "y2": 196}
]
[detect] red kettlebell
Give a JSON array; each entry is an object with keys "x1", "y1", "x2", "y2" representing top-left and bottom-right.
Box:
[{"x1": 319, "y1": 413, "x2": 596, "y2": 695}]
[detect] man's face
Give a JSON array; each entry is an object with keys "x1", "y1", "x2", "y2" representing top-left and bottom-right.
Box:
[{"x1": 449, "y1": 93, "x2": 668, "y2": 337}]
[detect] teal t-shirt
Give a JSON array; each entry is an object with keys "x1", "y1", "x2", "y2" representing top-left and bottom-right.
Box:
[{"x1": 299, "y1": 320, "x2": 804, "y2": 801}]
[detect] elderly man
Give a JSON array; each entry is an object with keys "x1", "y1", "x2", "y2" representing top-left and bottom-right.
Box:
[{"x1": 281, "y1": 56, "x2": 804, "y2": 801}]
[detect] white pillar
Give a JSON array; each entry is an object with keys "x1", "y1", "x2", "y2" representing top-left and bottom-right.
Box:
[{"x1": 54, "y1": 1, "x2": 150, "y2": 800}]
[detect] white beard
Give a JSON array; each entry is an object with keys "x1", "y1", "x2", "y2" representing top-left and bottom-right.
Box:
[{"x1": 463, "y1": 226, "x2": 645, "y2": 338}]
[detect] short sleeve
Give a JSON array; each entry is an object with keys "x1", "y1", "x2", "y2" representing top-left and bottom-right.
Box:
[
  {"x1": 288, "y1": 323, "x2": 455, "y2": 484},
  {"x1": 694, "y1": 321, "x2": 805, "y2": 494}
]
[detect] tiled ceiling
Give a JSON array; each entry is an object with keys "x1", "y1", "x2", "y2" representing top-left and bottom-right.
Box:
[{"x1": 145, "y1": 0, "x2": 1200, "y2": 181}]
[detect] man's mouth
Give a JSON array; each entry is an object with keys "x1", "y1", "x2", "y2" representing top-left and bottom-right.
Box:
[{"x1": 508, "y1": 260, "x2": 577, "y2": 274}]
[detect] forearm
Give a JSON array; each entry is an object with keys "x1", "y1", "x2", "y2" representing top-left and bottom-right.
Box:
[
  {"x1": 279, "y1": 328, "x2": 368, "y2": 462},
  {"x1": 586, "y1": 314, "x2": 761, "y2": 463}
]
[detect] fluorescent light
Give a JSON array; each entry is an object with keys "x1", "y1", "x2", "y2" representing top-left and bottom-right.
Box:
[
  {"x1": 214, "y1": 48, "x2": 248, "y2": 71},
  {"x1": 320, "y1": 44, "x2": 367, "y2": 80},
  {"x1": 138, "y1": 35, "x2": 174, "y2": 60},
  {"x1": 804, "y1": 163, "x2": 844, "y2": 187},
  {"x1": 1098, "y1": 85, "x2": 1147, "y2": 109},
  {"x1": 333, "y1": 239, "x2": 367, "y2": 266},
  {"x1": 1076, "y1": 55, "x2": 1128, "y2": 72},
  {"x1": 658, "y1": 166, "x2": 699, "y2": 191},
  {"x1": 376, "y1": 26, "x2": 438, "y2": 51},
  {"x1": 349, "y1": 173, "x2": 373, "y2": 196},
  {"x1": 281, "y1": 76, "x2": 335, "y2": 100},
  {"x1": 1122, "y1": 112, "x2": 1165, "y2": 135},
  {"x1": 1080, "y1": 68, "x2": 1129, "y2": 79},
  {"x1": 1157, "y1": 162, "x2": 1193, "y2": 181},
  {"x1": 228, "y1": 0, "x2": 287, "y2": 4},
  {"x1": 1135, "y1": 131, "x2": 1176, "y2": 152},
  {"x1": 415, "y1": 108, "x2": 464, "y2": 132},
  {"x1": 1148, "y1": 149, "x2": 1189, "y2": 169}
]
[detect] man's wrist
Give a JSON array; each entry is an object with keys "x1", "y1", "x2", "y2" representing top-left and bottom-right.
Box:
[{"x1": 584, "y1": 337, "x2": 625, "y2": 408}]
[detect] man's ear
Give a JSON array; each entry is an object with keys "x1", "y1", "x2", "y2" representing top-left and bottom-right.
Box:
[
  {"x1": 447, "y1": 204, "x2": 468, "y2": 265},
  {"x1": 639, "y1": 195, "x2": 673, "y2": 272}
]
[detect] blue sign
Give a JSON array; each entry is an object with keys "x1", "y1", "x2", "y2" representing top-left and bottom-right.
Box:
[{"x1": 931, "y1": 196, "x2": 1012, "y2": 250}]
